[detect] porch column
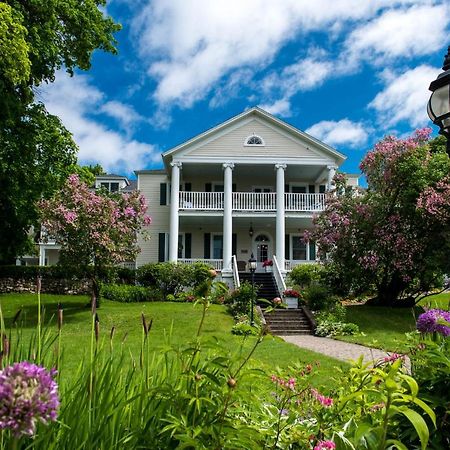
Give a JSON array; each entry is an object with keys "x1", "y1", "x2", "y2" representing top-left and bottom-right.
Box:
[
  {"x1": 169, "y1": 161, "x2": 182, "y2": 262},
  {"x1": 327, "y1": 165, "x2": 337, "y2": 191},
  {"x1": 275, "y1": 163, "x2": 287, "y2": 271},
  {"x1": 39, "y1": 246, "x2": 46, "y2": 266},
  {"x1": 222, "y1": 162, "x2": 234, "y2": 272}
]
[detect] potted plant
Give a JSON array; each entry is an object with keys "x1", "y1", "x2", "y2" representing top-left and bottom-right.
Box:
[
  {"x1": 262, "y1": 259, "x2": 273, "y2": 272},
  {"x1": 283, "y1": 289, "x2": 301, "y2": 309}
]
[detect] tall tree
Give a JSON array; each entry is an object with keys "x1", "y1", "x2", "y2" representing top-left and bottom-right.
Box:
[
  {"x1": 0, "y1": 0, "x2": 120, "y2": 263},
  {"x1": 311, "y1": 130, "x2": 450, "y2": 306}
]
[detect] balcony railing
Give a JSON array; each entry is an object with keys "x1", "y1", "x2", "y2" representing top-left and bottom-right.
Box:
[{"x1": 179, "y1": 191, "x2": 326, "y2": 212}]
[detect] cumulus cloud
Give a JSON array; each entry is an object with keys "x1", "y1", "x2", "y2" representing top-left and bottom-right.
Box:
[
  {"x1": 369, "y1": 65, "x2": 439, "y2": 128},
  {"x1": 305, "y1": 119, "x2": 369, "y2": 148},
  {"x1": 343, "y1": 4, "x2": 449, "y2": 67},
  {"x1": 131, "y1": 0, "x2": 444, "y2": 110},
  {"x1": 100, "y1": 100, "x2": 145, "y2": 134},
  {"x1": 38, "y1": 73, "x2": 159, "y2": 174}
]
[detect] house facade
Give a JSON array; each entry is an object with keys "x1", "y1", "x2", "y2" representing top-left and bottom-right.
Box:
[{"x1": 135, "y1": 107, "x2": 358, "y2": 286}]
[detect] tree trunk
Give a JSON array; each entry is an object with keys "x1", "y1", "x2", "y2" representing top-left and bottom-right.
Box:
[{"x1": 375, "y1": 273, "x2": 407, "y2": 306}]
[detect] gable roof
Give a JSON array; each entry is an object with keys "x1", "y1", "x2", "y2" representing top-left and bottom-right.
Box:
[{"x1": 162, "y1": 107, "x2": 346, "y2": 166}]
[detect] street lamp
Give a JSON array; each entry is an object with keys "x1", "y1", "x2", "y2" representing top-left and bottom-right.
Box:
[
  {"x1": 248, "y1": 253, "x2": 257, "y2": 325},
  {"x1": 428, "y1": 46, "x2": 450, "y2": 155}
]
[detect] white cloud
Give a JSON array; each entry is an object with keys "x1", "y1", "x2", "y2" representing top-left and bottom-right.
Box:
[
  {"x1": 344, "y1": 4, "x2": 449, "y2": 67},
  {"x1": 259, "y1": 98, "x2": 292, "y2": 117},
  {"x1": 369, "y1": 65, "x2": 439, "y2": 127},
  {"x1": 38, "y1": 73, "x2": 159, "y2": 174},
  {"x1": 132, "y1": 0, "x2": 440, "y2": 109},
  {"x1": 305, "y1": 119, "x2": 369, "y2": 148},
  {"x1": 100, "y1": 100, "x2": 145, "y2": 134}
]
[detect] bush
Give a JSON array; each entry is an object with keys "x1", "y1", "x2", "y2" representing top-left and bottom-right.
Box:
[
  {"x1": 101, "y1": 284, "x2": 151, "y2": 303},
  {"x1": 303, "y1": 285, "x2": 337, "y2": 311},
  {"x1": 315, "y1": 320, "x2": 359, "y2": 337},
  {"x1": 287, "y1": 263, "x2": 325, "y2": 288},
  {"x1": 231, "y1": 322, "x2": 259, "y2": 336},
  {"x1": 136, "y1": 262, "x2": 214, "y2": 299},
  {"x1": 227, "y1": 282, "x2": 256, "y2": 318}
]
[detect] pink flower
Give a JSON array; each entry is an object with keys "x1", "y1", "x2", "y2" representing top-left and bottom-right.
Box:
[
  {"x1": 124, "y1": 206, "x2": 136, "y2": 217},
  {"x1": 314, "y1": 440, "x2": 336, "y2": 450},
  {"x1": 311, "y1": 388, "x2": 333, "y2": 407}
]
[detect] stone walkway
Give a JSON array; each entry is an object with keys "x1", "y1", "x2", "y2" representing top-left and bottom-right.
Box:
[{"x1": 281, "y1": 335, "x2": 410, "y2": 370}]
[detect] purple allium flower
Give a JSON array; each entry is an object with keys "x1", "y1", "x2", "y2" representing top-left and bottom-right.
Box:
[
  {"x1": 416, "y1": 309, "x2": 450, "y2": 337},
  {"x1": 0, "y1": 362, "x2": 59, "y2": 436}
]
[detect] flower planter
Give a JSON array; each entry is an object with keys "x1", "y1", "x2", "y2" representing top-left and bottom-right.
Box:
[
  {"x1": 265, "y1": 266, "x2": 273, "y2": 273},
  {"x1": 284, "y1": 296, "x2": 298, "y2": 309}
]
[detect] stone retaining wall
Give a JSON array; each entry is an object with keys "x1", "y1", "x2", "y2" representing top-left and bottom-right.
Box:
[{"x1": 0, "y1": 278, "x2": 91, "y2": 295}]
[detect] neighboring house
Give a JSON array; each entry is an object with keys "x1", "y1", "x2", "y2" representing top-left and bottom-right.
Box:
[
  {"x1": 135, "y1": 107, "x2": 358, "y2": 286},
  {"x1": 22, "y1": 107, "x2": 358, "y2": 287}
]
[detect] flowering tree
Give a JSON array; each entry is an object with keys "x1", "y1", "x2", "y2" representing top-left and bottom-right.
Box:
[
  {"x1": 40, "y1": 174, "x2": 151, "y2": 304},
  {"x1": 311, "y1": 131, "x2": 450, "y2": 305}
]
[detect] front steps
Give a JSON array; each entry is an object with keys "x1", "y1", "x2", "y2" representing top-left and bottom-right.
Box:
[
  {"x1": 263, "y1": 308, "x2": 313, "y2": 335},
  {"x1": 239, "y1": 272, "x2": 280, "y2": 301}
]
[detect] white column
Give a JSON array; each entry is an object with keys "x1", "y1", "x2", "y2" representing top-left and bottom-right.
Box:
[
  {"x1": 327, "y1": 165, "x2": 337, "y2": 191},
  {"x1": 275, "y1": 163, "x2": 287, "y2": 271},
  {"x1": 222, "y1": 163, "x2": 234, "y2": 272},
  {"x1": 39, "y1": 246, "x2": 46, "y2": 266},
  {"x1": 169, "y1": 161, "x2": 182, "y2": 262}
]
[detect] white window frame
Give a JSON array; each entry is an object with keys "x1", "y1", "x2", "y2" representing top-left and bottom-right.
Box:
[{"x1": 211, "y1": 233, "x2": 224, "y2": 260}]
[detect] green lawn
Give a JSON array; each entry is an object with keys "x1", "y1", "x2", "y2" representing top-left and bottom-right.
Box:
[
  {"x1": 0, "y1": 293, "x2": 347, "y2": 388},
  {"x1": 336, "y1": 292, "x2": 450, "y2": 352}
]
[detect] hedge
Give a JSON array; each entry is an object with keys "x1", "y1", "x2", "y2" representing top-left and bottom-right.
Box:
[{"x1": 100, "y1": 284, "x2": 152, "y2": 303}]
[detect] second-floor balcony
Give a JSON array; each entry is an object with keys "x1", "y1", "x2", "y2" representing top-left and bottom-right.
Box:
[{"x1": 179, "y1": 191, "x2": 326, "y2": 213}]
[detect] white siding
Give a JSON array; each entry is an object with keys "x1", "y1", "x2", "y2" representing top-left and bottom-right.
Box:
[
  {"x1": 184, "y1": 118, "x2": 324, "y2": 159},
  {"x1": 136, "y1": 173, "x2": 170, "y2": 267}
]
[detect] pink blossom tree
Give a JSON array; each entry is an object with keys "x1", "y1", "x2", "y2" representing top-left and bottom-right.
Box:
[
  {"x1": 40, "y1": 174, "x2": 151, "y2": 304},
  {"x1": 311, "y1": 131, "x2": 450, "y2": 306}
]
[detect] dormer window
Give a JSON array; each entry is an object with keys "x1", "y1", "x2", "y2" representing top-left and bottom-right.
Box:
[{"x1": 245, "y1": 135, "x2": 264, "y2": 146}]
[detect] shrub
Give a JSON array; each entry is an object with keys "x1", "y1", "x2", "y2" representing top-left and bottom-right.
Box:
[
  {"x1": 231, "y1": 322, "x2": 259, "y2": 336},
  {"x1": 136, "y1": 262, "x2": 213, "y2": 299},
  {"x1": 287, "y1": 263, "x2": 325, "y2": 288},
  {"x1": 315, "y1": 320, "x2": 359, "y2": 337},
  {"x1": 100, "y1": 284, "x2": 151, "y2": 303},
  {"x1": 303, "y1": 285, "x2": 337, "y2": 311},
  {"x1": 227, "y1": 282, "x2": 256, "y2": 318}
]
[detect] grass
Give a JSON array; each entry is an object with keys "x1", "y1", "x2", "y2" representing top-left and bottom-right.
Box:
[
  {"x1": 335, "y1": 292, "x2": 450, "y2": 352},
  {"x1": 0, "y1": 293, "x2": 347, "y2": 389}
]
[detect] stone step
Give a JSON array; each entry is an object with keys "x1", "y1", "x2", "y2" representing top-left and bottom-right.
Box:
[{"x1": 276, "y1": 330, "x2": 312, "y2": 335}]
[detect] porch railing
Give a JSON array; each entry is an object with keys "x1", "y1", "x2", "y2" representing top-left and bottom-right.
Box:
[
  {"x1": 179, "y1": 191, "x2": 326, "y2": 212},
  {"x1": 179, "y1": 191, "x2": 224, "y2": 210},
  {"x1": 284, "y1": 193, "x2": 326, "y2": 212},
  {"x1": 178, "y1": 258, "x2": 223, "y2": 270},
  {"x1": 232, "y1": 192, "x2": 276, "y2": 211}
]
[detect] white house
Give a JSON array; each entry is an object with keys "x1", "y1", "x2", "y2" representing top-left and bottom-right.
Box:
[
  {"x1": 135, "y1": 107, "x2": 358, "y2": 287},
  {"x1": 31, "y1": 107, "x2": 358, "y2": 290}
]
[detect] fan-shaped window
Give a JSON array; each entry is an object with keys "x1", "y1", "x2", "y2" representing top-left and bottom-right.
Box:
[
  {"x1": 245, "y1": 135, "x2": 264, "y2": 146},
  {"x1": 255, "y1": 234, "x2": 270, "y2": 242}
]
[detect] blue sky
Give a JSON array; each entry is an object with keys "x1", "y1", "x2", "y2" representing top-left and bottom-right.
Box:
[{"x1": 38, "y1": 0, "x2": 450, "y2": 178}]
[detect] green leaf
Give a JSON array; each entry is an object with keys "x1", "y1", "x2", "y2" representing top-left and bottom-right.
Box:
[{"x1": 397, "y1": 407, "x2": 430, "y2": 450}]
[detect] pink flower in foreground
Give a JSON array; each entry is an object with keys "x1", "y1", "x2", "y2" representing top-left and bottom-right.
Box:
[
  {"x1": 314, "y1": 440, "x2": 336, "y2": 450},
  {"x1": 311, "y1": 388, "x2": 333, "y2": 407}
]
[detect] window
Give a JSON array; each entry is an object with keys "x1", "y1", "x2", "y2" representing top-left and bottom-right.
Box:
[
  {"x1": 99, "y1": 181, "x2": 121, "y2": 193},
  {"x1": 212, "y1": 235, "x2": 223, "y2": 259},
  {"x1": 292, "y1": 236, "x2": 307, "y2": 260},
  {"x1": 110, "y1": 182, "x2": 119, "y2": 192},
  {"x1": 245, "y1": 135, "x2": 264, "y2": 146}
]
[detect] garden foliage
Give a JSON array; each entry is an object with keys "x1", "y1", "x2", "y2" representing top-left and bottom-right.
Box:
[{"x1": 311, "y1": 131, "x2": 450, "y2": 305}]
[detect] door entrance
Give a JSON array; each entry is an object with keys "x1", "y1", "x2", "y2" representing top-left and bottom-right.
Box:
[{"x1": 252, "y1": 234, "x2": 272, "y2": 271}]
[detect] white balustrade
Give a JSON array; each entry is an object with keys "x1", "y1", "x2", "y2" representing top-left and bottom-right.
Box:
[
  {"x1": 179, "y1": 191, "x2": 224, "y2": 210},
  {"x1": 178, "y1": 258, "x2": 223, "y2": 270},
  {"x1": 179, "y1": 191, "x2": 326, "y2": 212},
  {"x1": 231, "y1": 255, "x2": 240, "y2": 289},
  {"x1": 272, "y1": 255, "x2": 286, "y2": 294},
  {"x1": 284, "y1": 193, "x2": 326, "y2": 212}
]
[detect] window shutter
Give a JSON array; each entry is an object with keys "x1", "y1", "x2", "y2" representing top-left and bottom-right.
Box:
[
  {"x1": 204, "y1": 233, "x2": 211, "y2": 259},
  {"x1": 160, "y1": 183, "x2": 167, "y2": 205},
  {"x1": 308, "y1": 185, "x2": 315, "y2": 193},
  {"x1": 205, "y1": 183, "x2": 212, "y2": 192},
  {"x1": 284, "y1": 184, "x2": 289, "y2": 193},
  {"x1": 285, "y1": 234, "x2": 290, "y2": 260},
  {"x1": 232, "y1": 233, "x2": 237, "y2": 256},
  {"x1": 185, "y1": 233, "x2": 192, "y2": 258},
  {"x1": 158, "y1": 233, "x2": 166, "y2": 262},
  {"x1": 309, "y1": 241, "x2": 316, "y2": 261},
  {"x1": 319, "y1": 185, "x2": 326, "y2": 193},
  {"x1": 232, "y1": 183, "x2": 236, "y2": 192},
  {"x1": 185, "y1": 183, "x2": 192, "y2": 192}
]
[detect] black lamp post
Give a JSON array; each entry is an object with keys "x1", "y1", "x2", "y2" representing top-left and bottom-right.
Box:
[
  {"x1": 428, "y1": 46, "x2": 450, "y2": 155},
  {"x1": 248, "y1": 253, "x2": 257, "y2": 326}
]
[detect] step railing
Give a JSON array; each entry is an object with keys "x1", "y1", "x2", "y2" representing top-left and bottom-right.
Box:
[
  {"x1": 231, "y1": 255, "x2": 240, "y2": 289},
  {"x1": 272, "y1": 254, "x2": 286, "y2": 296}
]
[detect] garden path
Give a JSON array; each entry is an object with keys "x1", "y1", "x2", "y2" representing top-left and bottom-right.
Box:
[{"x1": 281, "y1": 335, "x2": 411, "y2": 371}]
